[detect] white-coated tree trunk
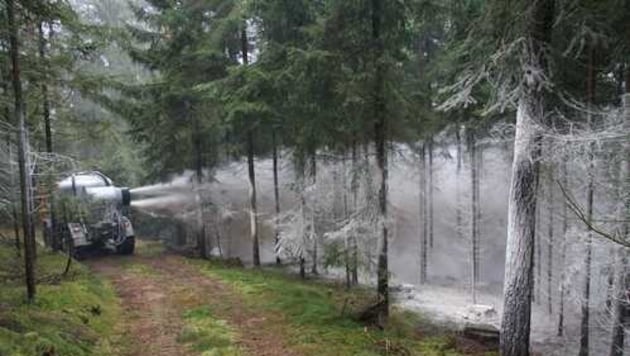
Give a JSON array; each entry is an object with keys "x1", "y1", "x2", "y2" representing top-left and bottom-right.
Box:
[
  {"x1": 558, "y1": 160, "x2": 568, "y2": 337},
  {"x1": 579, "y1": 45, "x2": 596, "y2": 356},
  {"x1": 469, "y1": 131, "x2": 479, "y2": 304},
  {"x1": 419, "y1": 143, "x2": 428, "y2": 284},
  {"x1": 428, "y1": 138, "x2": 434, "y2": 249},
  {"x1": 608, "y1": 92, "x2": 630, "y2": 356},
  {"x1": 500, "y1": 1, "x2": 554, "y2": 353},
  {"x1": 500, "y1": 94, "x2": 541, "y2": 356}
]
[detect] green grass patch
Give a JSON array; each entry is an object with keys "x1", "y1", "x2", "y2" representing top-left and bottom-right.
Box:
[
  {"x1": 135, "y1": 239, "x2": 166, "y2": 258},
  {"x1": 190, "y1": 260, "x2": 463, "y2": 356},
  {"x1": 0, "y1": 243, "x2": 125, "y2": 356},
  {"x1": 178, "y1": 306, "x2": 242, "y2": 356}
]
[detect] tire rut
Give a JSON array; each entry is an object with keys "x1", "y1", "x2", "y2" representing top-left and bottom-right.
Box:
[{"x1": 88, "y1": 250, "x2": 299, "y2": 356}]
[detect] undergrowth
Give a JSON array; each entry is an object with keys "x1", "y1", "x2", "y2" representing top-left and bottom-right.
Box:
[
  {"x1": 190, "y1": 259, "x2": 465, "y2": 356},
  {"x1": 178, "y1": 306, "x2": 242, "y2": 356},
  {"x1": 0, "y1": 241, "x2": 123, "y2": 356}
]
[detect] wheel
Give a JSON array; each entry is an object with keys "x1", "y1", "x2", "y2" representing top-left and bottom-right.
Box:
[{"x1": 117, "y1": 236, "x2": 135, "y2": 255}]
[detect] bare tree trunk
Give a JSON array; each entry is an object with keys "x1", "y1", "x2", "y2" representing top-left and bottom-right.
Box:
[
  {"x1": 189, "y1": 97, "x2": 207, "y2": 259},
  {"x1": 247, "y1": 130, "x2": 260, "y2": 266},
  {"x1": 38, "y1": 21, "x2": 59, "y2": 252},
  {"x1": 546, "y1": 166, "x2": 554, "y2": 315},
  {"x1": 608, "y1": 78, "x2": 630, "y2": 356},
  {"x1": 8, "y1": 0, "x2": 36, "y2": 302},
  {"x1": 469, "y1": 130, "x2": 478, "y2": 304},
  {"x1": 578, "y1": 44, "x2": 596, "y2": 356},
  {"x1": 476, "y1": 145, "x2": 482, "y2": 282},
  {"x1": 500, "y1": 1, "x2": 554, "y2": 354},
  {"x1": 349, "y1": 141, "x2": 359, "y2": 285},
  {"x1": 241, "y1": 25, "x2": 260, "y2": 267},
  {"x1": 272, "y1": 130, "x2": 281, "y2": 265},
  {"x1": 558, "y1": 161, "x2": 568, "y2": 337},
  {"x1": 428, "y1": 137, "x2": 434, "y2": 249},
  {"x1": 343, "y1": 148, "x2": 351, "y2": 288},
  {"x1": 534, "y1": 179, "x2": 542, "y2": 304},
  {"x1": 456, "y1": 127, "x2": 463, "y2": 241},
  {"x1": 2, "y1": 68, "x2": 19, "y2": 255},
  {"x1": 299, "y1": 166, "x2": 307, "y2": 279},
  {"x1": 372, "y1": 0, "x2": 389, "y2": 325},
  {"x1": 310, "y1": 152, "x2": 318, "y2": 275},
  {"x1": 419, "y1": 143, "x2": 428, "y2": 284}
]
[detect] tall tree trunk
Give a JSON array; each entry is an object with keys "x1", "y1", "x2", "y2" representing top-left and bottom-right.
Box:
[
  {"x1": 272, "y1": 130, "x2": 281, "y2": 265},
  {"x1": 247, "y1": 130, "x2": 260, "y2": 267},
  {"x1": 372, "y1": 0, "x2": 389, "y2": 325},
  {"x1": 547, "y1": 166, "x2": 554, "y2": 315},
  {"x1": 190, "y1": 98, "x2": 206, "y2": 259},
  {"x1": 469, "y1": 130, "x2": 479, "y2": 304},
  {"x1": 608, "y1": 72, "x2": 630, "y2": 356},
  {"x1": 241, "y1": 24, "x2": 260, "y2": 267},
  {"x1": 343, "y1": 148, "x2": 351, "y2": 288},
  {"x1": 351, "y1": 140, "x2": 359, "y2": 285},
  {"x1": 456, "y1": 127, "x2": 463, "y2": 241},
  {"x1": 500, "y1": 1, "x2": 554, "y2": 354},
  {"x1": 578, "y1": 43, "x2": 596, "y2": 356},
  {"x1": 534, "y1": 178, "x2": 542, "y2": 304},
  {"x1": 298, "y1": 161, "x2": 307, "y2": 279},
  {"x1": 558, "y1": 160, "x2": 568, "y2": 336},
  {"x1": 310, "y1": 151, "x2": 318, "y2": 275},
  {"x1": 38, "y1": 20, "x2": 59, "y2": 251},
  {"x1": 8, "y1": 0, "x2": 36, "y2": 302},
  {"x1": 2, "y1": 75, "x2": 20, "y2": 254},
  {"x1": 428, "y1": 137, "x2": 434, "y2": 249},
  {"x1": 419, "y1": 143, "x2": 428, "y2": 284},
  {"x1": 476, "y1": 145, "x2": 483, "y2": 284},
  {"x1": 38, "y1": 22, "x2": 52, "y2": 155}
]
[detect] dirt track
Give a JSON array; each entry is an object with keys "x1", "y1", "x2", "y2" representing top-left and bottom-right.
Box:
[{"x1": 87, "y1": 244, "x2": 298, "y2": 356}]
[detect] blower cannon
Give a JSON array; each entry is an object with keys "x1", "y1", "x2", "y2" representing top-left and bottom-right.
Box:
[{"x1": 44, "y1": 171, "x2": 136, "y2": 258}]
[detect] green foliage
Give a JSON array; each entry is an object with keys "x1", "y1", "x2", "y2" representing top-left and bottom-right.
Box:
[
  {"x1": 178, "y1": 306, "x2": 242, "y2": 355},
  {"x1": 190, "y1": 259, "x2": 464, "y2": 356},
  {"x1": 0, "y1": 243, "x2": 124, "y2": 356}
]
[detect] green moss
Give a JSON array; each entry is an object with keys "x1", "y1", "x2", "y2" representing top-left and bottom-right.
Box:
[
  {"x1": 178, "y1": 306, "x2": 242, "y2": 356},
  {"x1": 190, "y1": 260, "x2": 464, "y2": 356},
  {"x1": 0, "y1": 244, "x2": 124, "y2": 356}
]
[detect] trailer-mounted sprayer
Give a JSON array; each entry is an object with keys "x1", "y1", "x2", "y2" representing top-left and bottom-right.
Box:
[{"x1": 44, "y1": 171, "x2": 136, "y2": 257}]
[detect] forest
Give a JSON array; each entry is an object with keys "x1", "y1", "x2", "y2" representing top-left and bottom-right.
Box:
[{"x1": 1, "y1": 0, "x2": 629, "y2": 355}]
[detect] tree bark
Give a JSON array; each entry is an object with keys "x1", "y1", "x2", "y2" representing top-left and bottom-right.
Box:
[
  {"x1": 419, "y1": 143, "x2": 428, "y2": 284},
  {"x1": 299, "y1": 164, "x2": 307, "y2": 279},
  {"x1": 500, "y1": 1, "x2": 554, "y2": 354},
  {"x1": 547, "y1": 166, "x2": 554, "y2": 315},
  {"x1": 241, "y1": 24, "x2": 260, "y2": 267},
  {"x1": 557, "y1": 160, "x2": 568, "y2": 337},
  {"x1": 272, "y1": 130, "x2": 281, "y2": 265},
  {"x1": 372, "y1": 0, "x2": 389, "y2": 325},
  {"x1": 608, "y1": 82, "x2": 630, "y2": 356},
  {"x1": 533, "y1": 176, "x2": 543, "y2": 305},
  {"x1": 247, "y1": 130, "x2": 260, "y2": 266},
  {"x1": 456, "y1": 127, "x2": 463, "y2": 241},
  {"x1": 428, "y1": 137, "x2": 434, "y2": 249},
  {"x1": 38, "y1": 20, "x2": 60, "y2": 251},
  {"x1": 578, "y1": 43, "x2": 596, "y2": 356},
  {"x1": 8, "y1": 0, "x2": 36, "y2": 302},
  {"x1": 351, "y1": 140, "x2": 359, "y2": 285},
  {"x1": 469, "y1": 130, "x2": 479, "y2": 304},
  {"x1": 310, "y1": 151, "x2": 318, "y2": 275}
]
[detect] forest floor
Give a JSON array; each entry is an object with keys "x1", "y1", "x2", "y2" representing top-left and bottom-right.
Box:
[
  {"x1": 86, "y1": 240, "x2": 497, "y2": 356},
  {"x1": 0, "y1": 236, "x2": 498, "y2": 356}
]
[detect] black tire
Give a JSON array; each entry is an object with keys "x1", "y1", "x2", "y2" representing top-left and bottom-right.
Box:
[{"x1": 117, "y1": 236, "x2": 135, "y2": 255}]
